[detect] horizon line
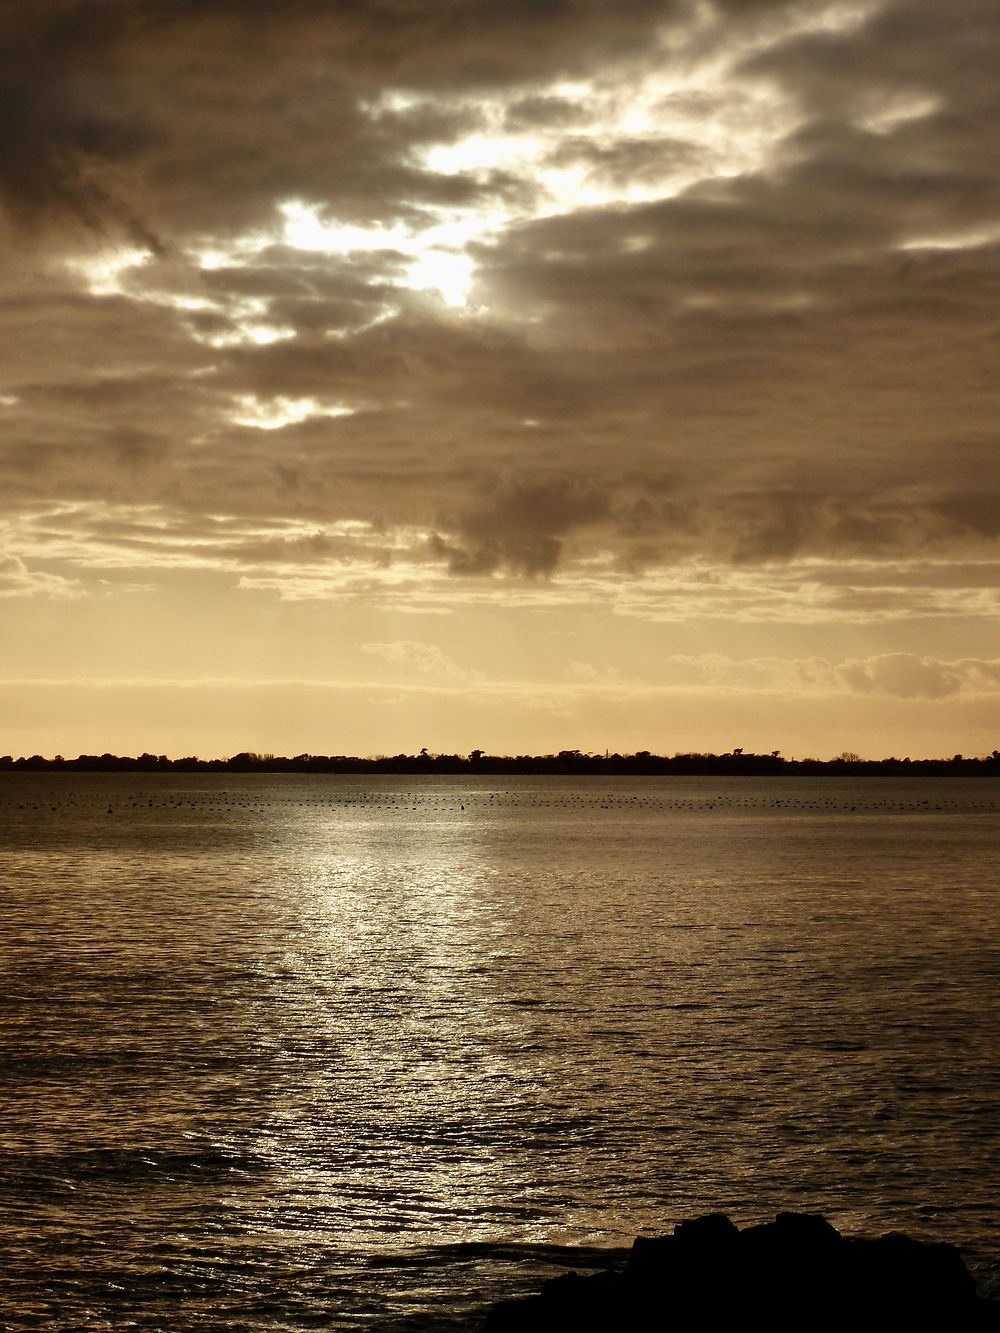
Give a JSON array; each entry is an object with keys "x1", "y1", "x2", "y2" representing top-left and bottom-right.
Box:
[{"x1": 3, "y1": 749, "x2": 999, "y2": 770}]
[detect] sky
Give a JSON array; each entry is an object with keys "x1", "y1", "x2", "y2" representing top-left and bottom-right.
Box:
[{"x1": 2, "y1": 0, "x2": 1000, "y2": 759}]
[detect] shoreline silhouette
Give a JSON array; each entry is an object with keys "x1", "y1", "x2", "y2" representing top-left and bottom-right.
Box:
[{"x1": 3, "y1": 748, "x2": 1000, "y2": 776}]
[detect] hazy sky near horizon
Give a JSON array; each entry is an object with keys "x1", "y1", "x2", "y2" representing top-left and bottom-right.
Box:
[{"x1": 3, "y1": 0, "x2": 1000, "y2": 758}]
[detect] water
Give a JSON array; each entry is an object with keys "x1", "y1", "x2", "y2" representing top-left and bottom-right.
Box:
[{"x1": 1, "y1": 774, "x2": 998, "y2": 1328}]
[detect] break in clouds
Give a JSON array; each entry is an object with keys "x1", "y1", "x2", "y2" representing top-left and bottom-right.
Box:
[{"x1": 2, "y1": 0, "x2": 1000, "y2": 621}]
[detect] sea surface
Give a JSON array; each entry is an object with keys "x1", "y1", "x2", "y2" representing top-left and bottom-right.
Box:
[{"x1": 0, "y1": 773, "x2": 997, "y2": 1329}]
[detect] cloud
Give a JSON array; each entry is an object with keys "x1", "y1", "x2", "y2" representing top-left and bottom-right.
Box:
[
  {"x1": 9, "y1": 498, "x2": 1000, "y2": 625},
  {"x1": 0, "y1": 0, "x2": 997, "y2": 631},
  {"x1": 661, "y1": 652, "x2": 1000, "y2": 699},
  {"x1": 836, "y1": 653, "x2": 1000, "y2": 700},
  {"x1": 566, "y1": 661, "x2": 638, "y2": 687},
  {"x1": 661, "y1": 653, "x2": 840, "y2": 692},
  {"x1": 0, "y1": 0, "x2": 691, "y2": 247},
  {"x1": 0, "y1": 553, "x2": 81, "y2": 598},
  {"x1": 360, "y1": 639, "x2": 480, "y2": 683},
  {"x1": 432, "y1": 476, "x2": 610, "y2": 576}
]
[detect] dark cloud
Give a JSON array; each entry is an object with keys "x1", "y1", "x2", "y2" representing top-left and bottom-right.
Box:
[
  {"x1": 0, "y1": 0, "x2": 685, "y2": 244},
  {"x1": 433, "y1": 478, "x2": 610, "y2": 576}
]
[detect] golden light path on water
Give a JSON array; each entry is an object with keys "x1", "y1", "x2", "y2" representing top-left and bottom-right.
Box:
[{"x1": 261, "y1": 801, "x2": 579, "y2": 1248}]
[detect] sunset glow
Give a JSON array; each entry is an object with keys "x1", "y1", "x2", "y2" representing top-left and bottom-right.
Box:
[{"x1": 2, "y1": 0, "x2": 1000, "y2": 758}]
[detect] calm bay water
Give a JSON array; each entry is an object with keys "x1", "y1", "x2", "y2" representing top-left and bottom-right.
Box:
[{"x1": 0, "y1": 773, "x2": 998, "y2": 1328}]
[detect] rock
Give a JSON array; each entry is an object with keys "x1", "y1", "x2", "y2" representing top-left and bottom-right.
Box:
[{"x1": 481, "y1": 1212, "x2": 999, "y2": 1330}]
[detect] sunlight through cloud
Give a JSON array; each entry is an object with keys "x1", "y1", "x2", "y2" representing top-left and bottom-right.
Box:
[
  {"x1": 228, "y1": 395, "x2": 357, "y2": 430},
  {"x1": 279, "y1": 201, "x2": 477, "y2": 307},
  {"x1": 65, "y1": 247, "x2": 152, "y2": 296}
]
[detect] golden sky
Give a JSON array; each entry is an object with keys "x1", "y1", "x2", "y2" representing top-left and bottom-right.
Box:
[{"x1": 2, "y1": 0, "x2": 1000, "y2": 758}]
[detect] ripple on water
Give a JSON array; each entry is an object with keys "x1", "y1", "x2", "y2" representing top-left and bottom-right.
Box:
[{"x1": 0, "y1": 773, "x2": 998, "y2": 1326}]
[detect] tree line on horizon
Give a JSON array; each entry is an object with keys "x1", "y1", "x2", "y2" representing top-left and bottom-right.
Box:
[{"x1": 2, "y1": 748, "x2": 1000, "y2": 775}]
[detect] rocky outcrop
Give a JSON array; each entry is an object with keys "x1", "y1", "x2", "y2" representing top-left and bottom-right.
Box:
[{"x1": 482, "y1": 1211, "x2": 999, "y2": 1330}]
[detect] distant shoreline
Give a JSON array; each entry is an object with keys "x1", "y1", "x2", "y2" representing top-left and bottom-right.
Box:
[{"x1": 3, "y1": 750, "x2": 1000, "y2": 776}]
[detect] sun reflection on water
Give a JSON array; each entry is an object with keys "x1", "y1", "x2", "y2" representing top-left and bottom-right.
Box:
[{"x1": 2, "y1": 774, "x2": 998, "y2": 1326}]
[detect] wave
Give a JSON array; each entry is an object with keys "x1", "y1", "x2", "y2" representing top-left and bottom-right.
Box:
[{"x1": 0, "y1": 1145, "x2": 272, "y2": 1190}]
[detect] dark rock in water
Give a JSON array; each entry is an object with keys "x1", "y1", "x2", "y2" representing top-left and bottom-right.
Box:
[{"x1": 481, "y1": 1212, "x2": 1000, "y2": 1330}]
